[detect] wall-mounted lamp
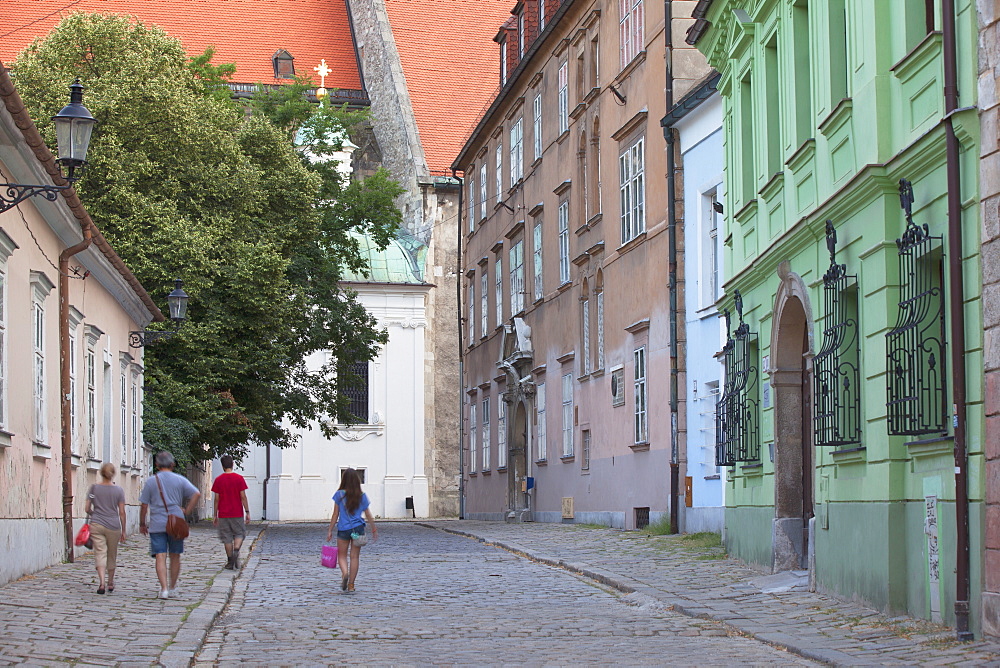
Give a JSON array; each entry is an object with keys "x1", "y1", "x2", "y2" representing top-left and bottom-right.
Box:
[
  {"x1": 0, "y1": 79, "x2": 96, "y2": 213},
  {"x1": 129, "y1": 279, "x2": 189, "y2": 347}
]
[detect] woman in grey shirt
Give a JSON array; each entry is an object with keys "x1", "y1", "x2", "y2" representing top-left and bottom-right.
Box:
[{"x1": 85, "y1": 463, "x2": 127, "y2": 594}]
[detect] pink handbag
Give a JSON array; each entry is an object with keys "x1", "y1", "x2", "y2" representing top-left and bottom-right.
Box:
[{"x1": 321, "y1": 544, "x2": 338, "y2": 568}]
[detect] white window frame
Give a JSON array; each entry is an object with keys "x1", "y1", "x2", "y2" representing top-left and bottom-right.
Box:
[
  {"x1": 634, "y1": 346, "x2": 648, "y2": 443},
  {"x1": 533, "y1": 222, "x2": 544, "y2": 301},
  {"x1": 480, "y1": 272, "x2": 488, "y2": 337},
  {"x1": 468, "y1": 173, "x2": 476, "y2": 233},
  {"x1": 495, "y1": 143, "x2": 503, "y2": 203},
  {"x1": 498, "y1": 398, "x2": 507, "y2": 469},
  {"x1": 119, "y1": 364, "x2": 128, "y2": 464},
  {"x1": 509, "y1": 240, "x2": 525, "y2": 314},
  {"x1": 582, "y1": 298, "x2": 591, "y2": 374},
  {"x1": 68, "y1": 310, "x2": 82, "y2": 455},
  {"x1": 31, "y1": 271, "x2": 54, "y2": 445},
  {"x1": 620, "y1": 137, "x2": 645, "y2": 244},
  {"x1": 518, "y1": 10, "x2": 525, "y2": 57},
  {"x1": 702, "y1": 188, "x2": 722, "y2": 308},
  {"x1": 596, "y1": 290, "x2": 605, "y2": 369},
  {"x1": 479, "y1": 164, "x2": 488, "y2": 220},
  {"x1": 130, "y1": 368, "x2": 140, "y2": 466},
  {"x1": 558, "y1": 62, "x2": 569, "y2": 134},
  {"x1": 558, "y1": 202, "x2": 570, "y2": 284},
  {"x1": 482, "y1": 396, "x2": 491, "y2": 471},
  {"x1": 619, "y1": 0, "x2": 644, "y2": 68},
  {"x1": 510, "y1": 118, "x2": 523, "y2": 186},
  {"x1": 539, "y1": 0, "x2": 546, "y2": 31},
  {"x1": 582, "y1": 429, "x2": 591, "y2": 470},
  {"x1": 536, "y1": 382, "x2": 547, "y2": 461},
  {"x1": 562, "y1": 373, "x2": 574, "y2": 457},
  {"x1": 468, "y1": 280, "x2": 475, "y2": 344},
  {"x1": 469, "y1": 400, "x2": 477, "y2": 473},
  {"x1": 84, "y1": 325, "x2": 102, "y2": 460},
  {"x1": 501, "y1": 38, "x2": 508, "y2": 85},
  {"x1": 495, "y1": 255, "x2": 504, "y2": 326},
  {"x1": 533, "y1": 94, "x2": 543, "y2": 161}
]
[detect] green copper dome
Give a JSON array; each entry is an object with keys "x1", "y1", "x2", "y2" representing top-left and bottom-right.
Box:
[{"x1": 341, "y1": 228, "x2": 427, "y2": 284}]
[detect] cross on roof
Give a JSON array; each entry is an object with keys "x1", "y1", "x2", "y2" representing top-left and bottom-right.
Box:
[{"x1": 314, "y1": 59, "x2": 331, "y2": 88}]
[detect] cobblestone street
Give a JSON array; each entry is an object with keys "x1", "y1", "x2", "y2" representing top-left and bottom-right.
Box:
[
  {"x1": 196, "y1": 523, "x2": 812, "y2": 666},
  {"x1": 4, "y1": 520, "x2": 1000, "y2": 666}
]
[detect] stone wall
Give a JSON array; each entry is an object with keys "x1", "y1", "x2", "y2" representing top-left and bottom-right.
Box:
[
  {"x1": 980, "y1": 0, "x2": 1000, "y2": 637},
  {"x1": 347, "y1": 0, "x2": 460, "y2": 517}
]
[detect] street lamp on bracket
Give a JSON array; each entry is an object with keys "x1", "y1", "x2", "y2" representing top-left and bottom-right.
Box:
[
  {"x1": 0, "y1": 79, "x2": 96, "y2": 213},
  {"x1": 129, "y1": 279, "x2": 189, "y2": 347}
]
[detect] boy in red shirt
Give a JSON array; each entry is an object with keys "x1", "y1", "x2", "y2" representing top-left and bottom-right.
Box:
[{"x1": 212, "y1": 455, "x2": 251, "y2": 569}]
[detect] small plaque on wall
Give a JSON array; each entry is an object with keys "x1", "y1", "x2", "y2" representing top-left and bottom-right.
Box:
[{"x1": 610, "y1": 367, "x2": 625, "y2": 406}]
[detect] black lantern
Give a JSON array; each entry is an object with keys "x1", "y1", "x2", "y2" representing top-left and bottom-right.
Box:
[
  {"x1": 130, "y1": 278, "x2": 191, "y2": 348},
  {"x1": 0, "y1": 78, "x2": 97, "y2": 213},
  {"x1": 51, "y1": 79, "x2": 96, "y2": 181},
  {"x1": 166, "y1": 279, "x2": 189, "y2": 322}
]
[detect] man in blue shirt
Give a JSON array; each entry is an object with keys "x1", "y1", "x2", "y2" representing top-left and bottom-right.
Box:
[{"x1": 139, "y1": 452, "x2": 201, "y2": 600}]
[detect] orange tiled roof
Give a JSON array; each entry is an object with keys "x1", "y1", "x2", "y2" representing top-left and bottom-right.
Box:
[
  {"x1": 0, "y1": 0, "x2": 362, "y2": 90},
  {"x1": 382, "y1": 0, "x2": 512, "y2": 174}
]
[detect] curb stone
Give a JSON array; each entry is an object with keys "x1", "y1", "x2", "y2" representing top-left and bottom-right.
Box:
[{"x1": 154, "y1": 524, "x2": 265, "y2": 668}]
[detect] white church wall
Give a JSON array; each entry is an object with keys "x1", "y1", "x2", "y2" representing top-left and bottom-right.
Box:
[{"x1": 228, "y1": 282, "x2": 431, "y2": 521}]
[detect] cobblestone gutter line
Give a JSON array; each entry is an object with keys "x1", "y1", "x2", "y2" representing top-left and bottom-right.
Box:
[
  {"x1": 157, "y1": 525, "x2": 265, "y2": 668},
  {"x1": 421, "y1": 522, "x2": 1000, "y2": 667}
]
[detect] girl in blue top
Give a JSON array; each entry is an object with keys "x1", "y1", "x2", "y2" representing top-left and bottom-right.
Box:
[{"x1": 326, "y1": 468, "x2": 378, "y2": 593}]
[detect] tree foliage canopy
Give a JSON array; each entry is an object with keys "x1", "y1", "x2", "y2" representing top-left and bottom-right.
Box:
[{"x1": 13, "y1": 14, "x2": 403, "y2": 465}]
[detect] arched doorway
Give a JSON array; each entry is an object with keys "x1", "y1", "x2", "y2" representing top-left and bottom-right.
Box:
[
  {"x1": 507, "y1": 401, "x2": 529, "y2": 518},
  {"x1": 770, "y1": 269, "x2": 815, "y2": 572}
]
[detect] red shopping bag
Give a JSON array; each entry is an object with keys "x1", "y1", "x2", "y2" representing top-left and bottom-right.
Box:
[
  {"x1": 74, "y1": 523, "x2": 91, "y2": 547},
  {"x1": 321, "y1": 544, "x2": 338, "y2": 568}
]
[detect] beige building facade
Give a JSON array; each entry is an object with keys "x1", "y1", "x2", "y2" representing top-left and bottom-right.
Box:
[
  {"x1": 455, "y1": 0, "x2": 708, "y2": 525},
  {"x1": 0, "y1": 66, "x2": 161, "y2": 583}
]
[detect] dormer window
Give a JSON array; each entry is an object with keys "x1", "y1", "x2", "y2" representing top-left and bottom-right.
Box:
[{"x1": 272, "y1": 50, "x2": 295, "y2": 79}]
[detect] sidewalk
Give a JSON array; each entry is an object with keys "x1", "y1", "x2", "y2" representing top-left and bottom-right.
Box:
[
  {"x1": 0, "y1": 523, "x2": 263, "y2": 668},
  {"x1": 423, "y1": 520, "x2": 1000, "y2": 666}
]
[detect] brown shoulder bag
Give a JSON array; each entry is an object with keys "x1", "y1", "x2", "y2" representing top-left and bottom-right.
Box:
[{"x1": 154, "y1": 473, "x2": 190, "y2": 540}]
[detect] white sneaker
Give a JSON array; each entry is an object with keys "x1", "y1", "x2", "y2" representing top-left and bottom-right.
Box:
[
  {"x1": 168, "y1": 588, "x2": 179, "y2": 598},
  {"x1": 159, "y1": 589, "x2": 170, "y2": 599}
]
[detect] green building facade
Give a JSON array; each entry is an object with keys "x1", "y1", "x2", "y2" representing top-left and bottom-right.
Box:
[{"x1": 688, "y1": 0, "x2": 983, "y2": 631}]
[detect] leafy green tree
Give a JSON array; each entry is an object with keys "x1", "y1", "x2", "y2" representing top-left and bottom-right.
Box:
[{"x1": 13, "y1": 13, "x2": 403, "y2": 464}]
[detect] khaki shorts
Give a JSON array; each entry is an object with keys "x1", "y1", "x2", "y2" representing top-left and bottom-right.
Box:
[{"x1": 217, "y1": 516, "x2": 246, "y2": 543}]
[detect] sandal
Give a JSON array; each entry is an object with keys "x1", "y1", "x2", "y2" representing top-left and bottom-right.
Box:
[
  {"x1": 96, "y1": 587, "x2": 105, "y2": 595},
  {"x1": 107, "y1": 585, "x2": 114, "y2": 593},
  {"x1": 341, "y1": 576, "x2": 348, "y2": 591}
]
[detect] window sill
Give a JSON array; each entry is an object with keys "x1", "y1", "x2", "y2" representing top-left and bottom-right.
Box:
[
  {"x1": 741, "y1": 462, "x2": 764, "y2": 476},
  {"x1": 570, "y1": 101, "x2": 587, "y2": 120},
  {"x1": 71, "y1": 454, "x2": 82, "y2": 469},
  {"x1": 481, "y1": 469, "x2": 492, "y2": 476},
  {"x1": 590, "y1": 367, "x2": 605, "y2": 378},
  {"x1": 533, "y1": 295, "x2": 544, "y2": 306},
  {"x1": 557, "y1": 281, "x2": 573, "y2": 293},
  {"x1": 586, "y1": 212, "x2": 603, "y2": 227},
  {"x1": 0, "y1": 429, "x2": 12, "y2": 448},
  {"x1": 556, "y1": 129, "x2": 570, "y2": 144},
  {"x1": 629, "y1": 442, "x2": 650, "y2": 452},
  {"x1": 469, "y1": 472, "x2": 478, "y2": 477},
  {"x1": 617, "y1": 230, "x2": 647, "y2": 254},
  {"x1": 560, "y1": 455, "x2": 576, "y2": 463},
  {"x1": 497, "y1": 466, "x2": 508, "y2": 473},
  {"x1": 613, "y1": 50, "x2": 647, "y2": 86},
  {"x1": 704, "y1": 474, "x2": 721, "y2": 480},
  {"x1": 831, "y1": 446, "x2": 866, "y2": 465},
  {"x1": 531, "y1": 157, "x2": 543, "y2": 169},
  {"x1": 577, "y1": 372, "x2": 591, "y2": 382},
  {"x1": 86, "y1": 458, "x2": 102, "y2": 471},
  {"x1": 33, "y1": 442, "x2": 52, "y2": 460},
  {"x1": 535, "y1": 458, "x2": 548, "y2": 466}
]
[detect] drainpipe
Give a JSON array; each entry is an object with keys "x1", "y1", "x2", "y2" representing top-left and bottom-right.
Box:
[
  {"x1": 663, "y1": 0, "x2": 680, "y2": 534},
  {"x1": 60, "y1": 219, "x2": 93, "y2": 562},
  {"x1": 941, "y1": 0, "x2": 972, "y2": 641},
  {"x1": 453, "y1": 167, "x2": 466, "y2": 519}
]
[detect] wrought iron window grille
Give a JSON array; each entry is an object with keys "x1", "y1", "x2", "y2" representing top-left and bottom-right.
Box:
[
  {"x1": 813, "y1": 220, "x2": 862, "y2": 447},
  {"x1": 886, "y1": 179, "x2": 947, "y2": 435},
  {"x1": 715, "y1": 290, "x2": 760, "y2": 467}
]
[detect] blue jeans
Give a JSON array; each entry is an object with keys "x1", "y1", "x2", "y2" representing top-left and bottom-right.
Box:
[
  {"x1": 149, "y1": 532, "x2": 184, "y2": 556},
  {"x1": 337, "y1": 524, "x2": 365, "y2": 541}
]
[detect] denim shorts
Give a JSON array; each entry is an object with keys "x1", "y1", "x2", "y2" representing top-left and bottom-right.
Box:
[
  {"x1": 149, "y1": 532, "x2": 185, "y2": 556},
  {"x1": 337, "y1": 525, "x2": 365, "y2": 541}
]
